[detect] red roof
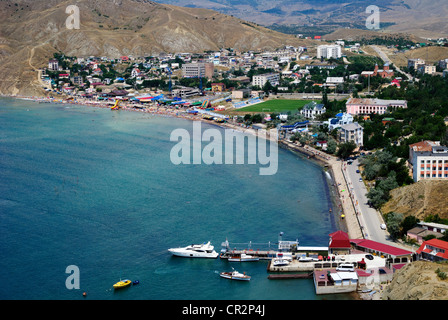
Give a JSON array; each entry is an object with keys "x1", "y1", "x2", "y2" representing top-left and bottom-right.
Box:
[
  {"x1": 416, "y1": 239, "x2": 448, "y2": 260},
  {"x1": 350, "y1": 239, "x2": 412, "y2": 257},
  {"x1": 329, "y1": 230, "x2": 350, "y2": 248}
]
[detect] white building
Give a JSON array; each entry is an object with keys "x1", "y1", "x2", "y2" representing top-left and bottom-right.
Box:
[
  {"x1": 317, "y1": 45, "x2": 342, "y2": 59},
  {"x1": 338, "y1": 122, "x2": 363, "y2": 146},
  {"x1": 409, "y1": 140, "x2": 448, "y2": 182},
  {"x1": 326, "y1": 112, "x2": 354, "y2": 130},
  {"x1": 252, "y1": 73, "x2": 280, "y2": 88},
  {"x1": 300, "y1": 101, "x2": 326, "y2": 119}
]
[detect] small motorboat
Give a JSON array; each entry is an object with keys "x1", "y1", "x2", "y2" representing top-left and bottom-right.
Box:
[
  {"x1": 228, "y1": 253, "x2": 259, "y2": 262},
  {"x1": 133, "y1": 280, "x2": 140, "y2": 285},
  {"x1": 113, "y1": 279, "x2": 132, "y2": 289},
  {"x1": 298, "y1": 256, "x2": 319, "y2": 262},
  {"x1": 272, "y1": 258, "x2": 290, "y2": 267},
  {"x1": 220, "y1": 269, "x2": 251, "y2": 281}
]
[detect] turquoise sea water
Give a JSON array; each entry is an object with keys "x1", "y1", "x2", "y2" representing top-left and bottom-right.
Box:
[{"x1": 0, "y1": 98, "x2": 348, "y2": 300}]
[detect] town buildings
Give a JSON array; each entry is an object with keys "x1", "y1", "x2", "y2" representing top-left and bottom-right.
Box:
[
  {"x1": 326, "y1": 112, "x2": 354, "y2": 130},
  {"x1": 408, "y1": 58, "x2": 426, "y2": 70},
  {"x1": 346, "y1": 98, "x2": 407, "y2": 115},
  {"x1": 408, "y1": 140, "x2": 448, "y2": 182}
]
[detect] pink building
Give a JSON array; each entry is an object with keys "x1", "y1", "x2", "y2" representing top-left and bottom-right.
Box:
[{"x1": 346, "y1": 98, "x2": 407, "y2": 115}]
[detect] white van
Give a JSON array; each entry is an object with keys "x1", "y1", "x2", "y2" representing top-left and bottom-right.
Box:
[{"x1": 336, "y1": 263, "x2": 355, "y2": 272}]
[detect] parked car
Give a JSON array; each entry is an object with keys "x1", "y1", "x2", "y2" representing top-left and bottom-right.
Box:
[
  {"x1": 365, "y1": 254, "x2": 374, "y2": 260},
  {"x1": 380, "y1": 223, "x2": 387, "y2": 230}
]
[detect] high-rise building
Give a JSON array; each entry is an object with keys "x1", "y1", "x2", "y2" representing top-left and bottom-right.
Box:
[
  {"x1": 252, "y1": 73, "x2": 280, "y2": 88},
  {"x1": 182, "y1": 63, "x2": 214, "y2": 79},
  {"x1": 317, "y1": 45, "x2": 342, "y2": 59}
]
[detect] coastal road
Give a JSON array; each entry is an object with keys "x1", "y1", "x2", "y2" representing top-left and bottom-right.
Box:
[{"x1": 343, "y1": 158, "x2": 390, "y2": 244}]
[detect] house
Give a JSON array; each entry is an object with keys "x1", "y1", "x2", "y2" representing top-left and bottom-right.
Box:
[
  {"x1": 338, "y1": 122, "x2": 363, "y2": 146},
  {"x1": 48, "y1": 59, "x2": 59, "y2": 71},
  {"x1": 416, "y1": 239, "x2": 448, "y2": 262},
  {"x1": 300, "y1": 101, "x2": 326, "y2": 119},
  {"x1": 408, "y1": 140, "x2": 448, "y2": 182},
  {"x1": 211, "y1": 83, "x2": 226, "y2": 92},
  {"x1": 316, "y1": 141, "x2": 328, "y2": 150},
  {"x1": 407, "y1": 227, "x2": 442, "y2": 245},
  {"x1": 325, "y1": 77, "x2": 344, "y2": 88},
  {"x1": 131, "y1": 68, "x2": 142, "y2": 78}
]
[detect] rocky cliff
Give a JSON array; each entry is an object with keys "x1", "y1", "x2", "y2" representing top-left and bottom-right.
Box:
[
  {"x1": 382, "y1": 261, "x2": 448, "y2": 300},
  {"x1": 382, "y1": 180, "x2": 448, "y2": 220}
]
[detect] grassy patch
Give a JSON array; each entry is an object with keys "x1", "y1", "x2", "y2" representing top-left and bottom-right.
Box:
[{"x1": 236, "y1": 99, "x2": 313, "y2": 113}]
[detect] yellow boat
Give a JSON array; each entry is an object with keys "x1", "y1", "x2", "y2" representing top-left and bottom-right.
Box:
[{"x1": 113, "y1": 279, "x2": 132, "y2": 289}]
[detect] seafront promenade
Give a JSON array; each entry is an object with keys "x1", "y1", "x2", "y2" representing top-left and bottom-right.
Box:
[{"x1": 280, "y1": 140, "x2": 364, "y2": 240}]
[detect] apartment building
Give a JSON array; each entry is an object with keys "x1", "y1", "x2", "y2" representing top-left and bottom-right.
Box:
[
  {"x1": 338, "y1": 122, "x2": 364, "y2": 146},
  {"x1": 182, "y1": 62, "x2": 214, "y2": 79},
  {"x1": 317, "y1": 45, "x2": 342, "y2": 59},
  {"x1": 409, "y1": 140, "x2": 448, "y2": 182},
  {"x1": 408, "y1": 58, "x2": 426, "y2": 70},
  {"x1": 346, "y1": 98, "x2": 407, "y2": 115},
  {"x1": 418, "y1": 64, "x2": 437, "y2": 75},
  {"x1": 252, "y1": 73, "x2": 280, "y2": 88}
]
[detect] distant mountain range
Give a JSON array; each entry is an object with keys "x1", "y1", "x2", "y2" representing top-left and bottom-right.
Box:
[{"x1": 157, "y1": 0, "x2": 448, "y2": 37}]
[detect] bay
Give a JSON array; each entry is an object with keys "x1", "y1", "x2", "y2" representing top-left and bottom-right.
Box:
[{"x1": 0, "y1": 98, "x2": 348, "y2": 300}]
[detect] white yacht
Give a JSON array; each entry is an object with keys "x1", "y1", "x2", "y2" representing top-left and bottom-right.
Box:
[{"x1": 168, "y1": 241, "x2": 219, "y2": 258}]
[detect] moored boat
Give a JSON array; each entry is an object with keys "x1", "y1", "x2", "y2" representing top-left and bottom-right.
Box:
[
  {"x1": 113, "y1": 279, "x2": 132, "y2": 289},
  {"x1": 220, "y1": 270, "x2": 251, "y2": 281},
  {"x1": 228, "y1": 253, "x2": 259, "y2": 262},
  {"x1": 168, "y1": 241, "x2": 219, "y2": 258},
  {"x1": 272, "y1": 258, "x2": 290, "y2": 267}
]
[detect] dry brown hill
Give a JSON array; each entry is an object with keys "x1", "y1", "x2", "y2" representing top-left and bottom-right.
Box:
[
  {"x1": 382, "y1": 261, "x2": 448, "y2": 300},
  {"x1": 0, "y1": 0, "x2": 308, "y2": 96},
  {"x1": 382, "y1": 180, "x2": 448, "y2": 220}
]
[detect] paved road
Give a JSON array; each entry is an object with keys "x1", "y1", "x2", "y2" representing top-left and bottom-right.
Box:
[
  {"x1": 343, "y1": 159, "x2": 391, "y2": 244},
  {"x1": 370, "y1": 45, "x2": 416, "y2": 82}
]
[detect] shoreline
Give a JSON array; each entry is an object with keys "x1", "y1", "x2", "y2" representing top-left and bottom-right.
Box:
[{"x1": 3, "y1": 94, "x2": 363, "y2": 240}]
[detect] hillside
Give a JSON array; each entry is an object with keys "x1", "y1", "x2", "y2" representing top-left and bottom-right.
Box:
[
  {"x1": 0, "y1": 0, "x2": 306, "y2": 96},
  {"x1": 382, "y1": 180, "x2": 448, "y2": 220},
  {"x1": 157, "y1": 0, "x2": 448, "y2": 37},
  {"x1": 382, "y1": 261, "x2": 448, "y2": 300}
]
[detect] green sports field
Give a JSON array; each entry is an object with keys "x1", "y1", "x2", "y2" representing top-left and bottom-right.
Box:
[{"x1": 236, "y1": 99, "x2": 314, "y2": 113}]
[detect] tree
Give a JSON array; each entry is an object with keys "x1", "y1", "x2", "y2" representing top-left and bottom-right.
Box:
[
  {"x1": 385, "y1": 212, "x2": 404, "y2": 239},
  {"x1": 401, "y1": 215, "x2": 419, "y2": 235},
  {"x1": 336, "y1": 141, "x2": 357, "y2": 159},
  {"x1": 326, "y1": 139, "x2": 337, "y2": 154}
]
